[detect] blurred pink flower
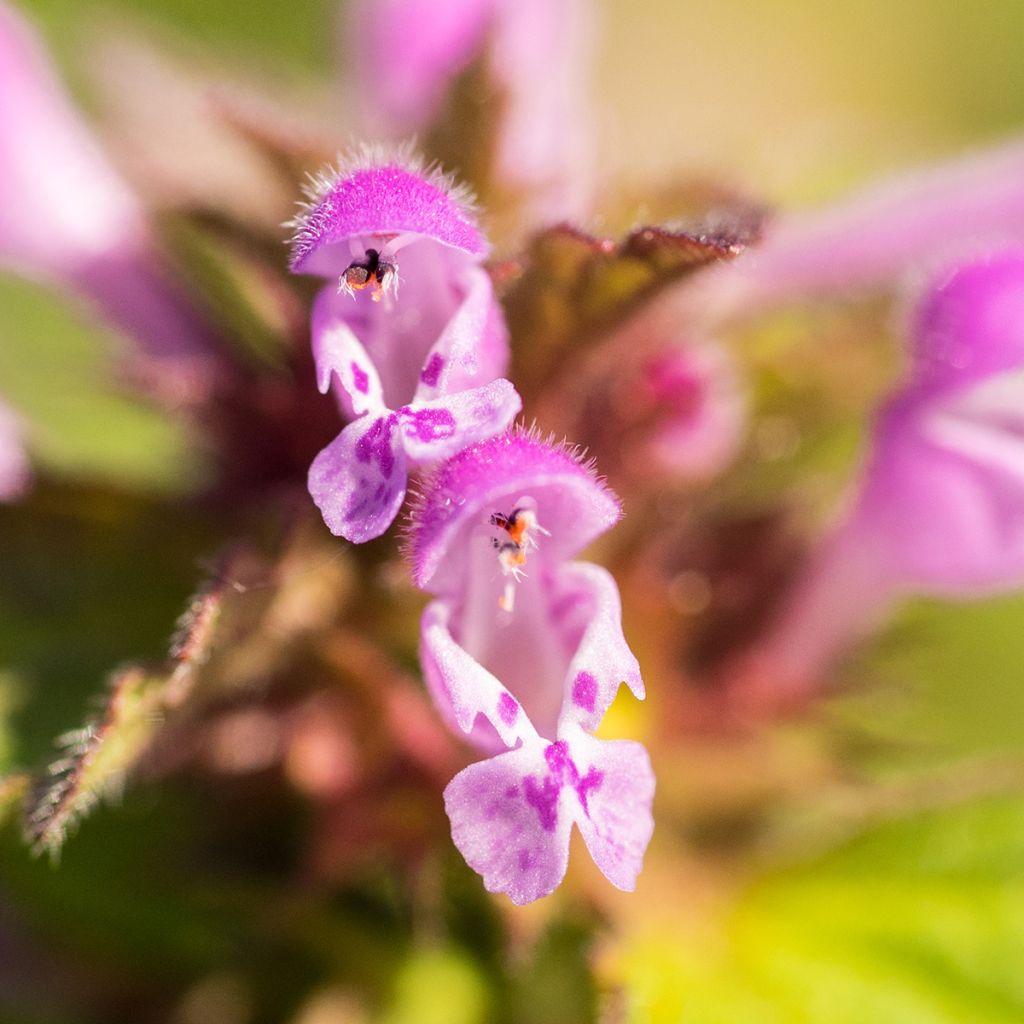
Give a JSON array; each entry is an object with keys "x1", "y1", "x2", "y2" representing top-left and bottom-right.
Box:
[
  {"x1": 695, "y1": 137, "x2": 1024, "y2": 322},
  {"x1": 742, "y1": 249, "x2": 1024, "y2": 697},
  {"x1": 289, "y1": 147, "x2": 520, "y2": 541},
  {"x1": 635, "y1": 342, "x2": 746, "y2": 480},
  {"x1": 345, "y1": 0, "x2": 594, "y2": 223},
  {"x1": 408, "y1": 427, "x2": 653, "y2": 903},
  {"x1": 0, "y1": 2, "x2": 217, "y2": 389},
  {"x1": 0, "y1": 397, "x2": 30, "y2": 501}
]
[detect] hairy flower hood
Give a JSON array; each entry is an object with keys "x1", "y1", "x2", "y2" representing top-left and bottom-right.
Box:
[
  {"x1": 289, "y1": 145, "x2": 487, "y2": 275},
  {"x1": 408, "y1": 426, "x2": 622, "y2": 595}
]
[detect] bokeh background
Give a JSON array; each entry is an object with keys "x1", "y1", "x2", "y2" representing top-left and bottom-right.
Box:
[{"x1": 2, "y1": 2, "x2": 1024, "y2": 1022}]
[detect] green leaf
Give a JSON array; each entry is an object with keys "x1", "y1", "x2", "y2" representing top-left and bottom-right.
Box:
[
  {"x1": 0, "y1": 275, "x2": 194, "y2": 492},
  {"x1": 831, "y1": 593, "x2": 1024, "y2": 768},
  {"x1": 380, "y1": 947, "x2": 491, "y2": 1024},
  {"x1": 502, "y1": 215, "x2": 761, "y2": 401},
  {"x1": 622, "y1": 793, "x2": 1024, "y2": 1024}
]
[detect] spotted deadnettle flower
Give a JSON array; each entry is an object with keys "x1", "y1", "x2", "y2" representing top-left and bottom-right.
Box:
[
  {"x1": 0, "y1": 2, "x2": 216, "y2": 393},
  {"x1": 289, "y1": 146, "x2": 521, "y2": 542},
  {"x1": 0, "y1": 397, "x2": 30, "y2": 502},
  {"x1": 743, "y1": 249, "x2": 1024, "y2": 695},
  {"x1": 345, "y1": 0, "x2": 594, "y2": 223},
  {"x1": 408, "y1": 427, "x2": 654, "y2": 904}
]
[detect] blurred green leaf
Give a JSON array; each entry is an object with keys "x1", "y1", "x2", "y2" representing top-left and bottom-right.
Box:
[
  {"x1": 21, "y1": 0, "x2": 334, "y2": 76},
  {"x1": 831, "y1": 594, "x2": 1024, "y2": 768},
  {"x1": 0, "y1": 275, "x2": 194, "y2": 492},
  {"x1": 508, "y1": 918, "x2": 599, "y2": 1024},
  {"x1": 379, "y1": 947, "x2": 490, "y2": 1024},
  {"x1": 623, "y1": 793, "x2": 1024, "y2": 1024}
]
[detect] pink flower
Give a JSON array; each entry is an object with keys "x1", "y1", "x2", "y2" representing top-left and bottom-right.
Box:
[
  {"x1": 0, "y1": 2, "x2": 216, "y2": 389},
  {"x1": 0, "y1": 397, "x2": 30, "y2": 501},
  {"x1": 345, "y1": 0, "x2": 594, "y2": 223},
  {"x1": 639, "y1": 344, "x2": 746, "y2": 479},
  {"x1": 743, "y1": 249, "x2": 1024, "y2": 694},
  {"x1": 290, "y1": 147, "x2": 521, "y2": 542},
  {"x1": 695, "y1": 137, "x2": 1024, "y2": 322},
  {"x1": 408, "y1": 428, "x2": 654, "y2": 904}
]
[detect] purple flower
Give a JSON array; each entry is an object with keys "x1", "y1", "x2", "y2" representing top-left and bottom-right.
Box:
[
  {"x1": 345, "y1": 0, "x2": 595, "y2": 223},
  {"x1": 695, "y1": 136, "x2": 1024, "y2": 322},
  {"x1": 0, "y1": 397, "x2": 30, "y2": 502},
  {"x1": 0, "y1": 3, "x2": 216, "y2": 393},
  {"x1": 290, "y1": 146, "x2": 520, "y2": 542},
  {"x1": 408, "y1": 428, "x2": 654, "y2": 903},
  {"x1": 743, "y1": 249, "x2": 1024, "y2": 694}
]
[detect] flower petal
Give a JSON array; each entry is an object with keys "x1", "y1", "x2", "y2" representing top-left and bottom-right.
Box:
[
  {"x1": 399, "y1": 379, "x2": 521, "y2": 464},
  {"x1": 694, "y1": 136, "x2": 1024, "y2": 322},
  {"x1": 556, "y1": 562, "x2": 644, "y2": 733},
  {"x1": 413, "y1": 264, "x2": 510, "y2": 400},
  {"x1": 409, "y1": 426, "x2": 621, "y2": 593},
  {"x1": 290, "y1": 149, "x2": 486, "y2": 275},
  {"x1": 858, "y1": 372, "x2": 1024, "y2": 593},
  {"x1": 347, "y1": 0, "x2": 494, "y2": 136},
  {"x1": 567, "y1": 729, "x2": 655, "y2": 893},
  {"x1": 0, "y1": 3, "x2": 143, "y2": 275},
  {"x1": 445, "y1": 731, "x2": 655, "y2": 903},
  {"x1": 444, "y1": 741, "x2": 574, "y2": 906},
  {"x1": 308, "y1": 413, "x2": 407, "y2": 543},
  {"x1": 310, "y1": 304, "x2": 384, "y2": 416},
  {"x1": 909, "y1": 249, "x2": 1024, "y2": 395},
  {"x1": 421, "y1": 598, "x2": 539, "y2": 750}
]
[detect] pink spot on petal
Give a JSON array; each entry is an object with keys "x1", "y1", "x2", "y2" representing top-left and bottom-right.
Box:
[
  {"x1": 351, "y1": 361, "x2": 370, "y2": 394},
  {"x1": 354, "y1": 414, "x2": 398, "y2": 477},
  {"x1": 575, "y1": 766, "x2": 604, "y2": 816},
  {"x1": 401, "y1": 406, "x2": 457, "y2": 443},
  {"x1": 523, "y1": 773, "x2": 561, "y2": 832},
  {"x1": 571, "y1": 671, "x2": 597, "y2": 712},
  {"x1": 420, "y1": 353, "x2": 445, "y2": 388},
  {"x1": 498, "y1": 692, "x2": 520, "y2": 726}
]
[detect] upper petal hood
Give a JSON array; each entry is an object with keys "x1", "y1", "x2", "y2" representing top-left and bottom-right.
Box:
[
  {"x1": 289, "y1": 148, "x2": 488, "y2": 275},
  {"x1": 408, "y1": 426, "x2": 621, "y2": 594}
]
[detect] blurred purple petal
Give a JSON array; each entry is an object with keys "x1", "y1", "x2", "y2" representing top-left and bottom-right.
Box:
[
  {"x1": 349, "y1": 0, "x2": 493, "y2": 135},
  {"x1": 746, "y1": 250, "x2": 1024, "y2": 693},
  {"x1": 0, "y1": 3, "x2": 217, "y2": 383},
  {"x1": 697, "y1": 137, "x2": 1024, "y2": 321},
  {"x1": 0, "y1": 2, "x2": 143, "y2": 277},
  {"x1": 488, "y1": 0, "x2": 595, "y2": 222},
  {"x1": 344, "y1": 0, "x2": 595, "y2": 224},
  {"x1": 639, "y1": 342, "x2": 746, "y2": 480}
]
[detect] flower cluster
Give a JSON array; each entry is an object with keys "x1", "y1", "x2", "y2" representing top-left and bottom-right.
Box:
[{"x1": 289, "y1": 149, "x2": 654, "y2": 902}]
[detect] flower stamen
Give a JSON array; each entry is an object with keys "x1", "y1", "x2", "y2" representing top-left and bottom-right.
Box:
[{"x1": 339, "y1": 248, "x2": 398, "y2": 302}]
